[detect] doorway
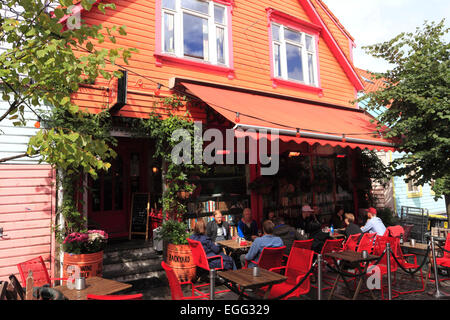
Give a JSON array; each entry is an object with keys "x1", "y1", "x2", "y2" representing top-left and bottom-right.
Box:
[{"x1": 88, "y1": 138, "x2": 149, "y2": 239}]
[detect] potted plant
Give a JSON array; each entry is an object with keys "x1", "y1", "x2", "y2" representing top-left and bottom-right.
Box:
[
  {"x1": 61, "y1": 230, "x2": 108, "y2": 281},
  {"x1": 158, "y1": 219, "x2": 196, "y2": 282}
]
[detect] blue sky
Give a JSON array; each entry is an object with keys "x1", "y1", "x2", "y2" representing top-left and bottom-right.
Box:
[{"x1": 323, "y1": 0, "x2": 450, "y2": 72}]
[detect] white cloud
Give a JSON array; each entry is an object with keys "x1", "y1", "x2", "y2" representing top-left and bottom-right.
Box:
[{"x1": 322, "y1": 0, "x2": 450, "y2": 72}]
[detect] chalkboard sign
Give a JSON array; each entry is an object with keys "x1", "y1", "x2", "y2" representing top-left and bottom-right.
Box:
[{"x1": 129, "y1": 193, "x2": 150, "y2": 240}]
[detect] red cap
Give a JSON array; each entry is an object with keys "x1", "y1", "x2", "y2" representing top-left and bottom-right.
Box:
[{"x1": 367, "y1": 207, "x2": 377, "y2": 215}]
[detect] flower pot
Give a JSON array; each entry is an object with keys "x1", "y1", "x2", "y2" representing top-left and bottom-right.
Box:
[
  {"x1": 166, "y1": 243, "x2": 196, "y2": 283},
  {"x1": 62, "y1": 251, "x2": 103, "y2": 284}
]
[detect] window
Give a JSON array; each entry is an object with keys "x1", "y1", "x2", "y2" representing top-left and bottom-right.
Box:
[
  {"x1": 406, "y1": 173, "x2": 422, "y2": 198},
  {"x1": 161, "y1": 0, "x2": 229, "y2": 66},
  {"x1": 271, "y1": 22, "x2": 318, "y2": 86}
]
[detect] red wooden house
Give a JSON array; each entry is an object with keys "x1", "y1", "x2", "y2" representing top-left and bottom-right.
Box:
[{"x1": 67, "y1": 0, "x2": 395, "y2": 240}]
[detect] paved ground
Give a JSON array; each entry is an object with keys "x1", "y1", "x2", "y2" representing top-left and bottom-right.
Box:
[{"x1": 122, "y1": 260, "x2": 450, "y2": 301}]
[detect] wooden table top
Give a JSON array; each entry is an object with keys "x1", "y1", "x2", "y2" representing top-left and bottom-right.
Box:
[
  {"x1": 217, "y1": 239, "x2": 252, "y2": 250},
  {"x1": 325, "y1": 250, "x2": 379, "y2": 263},
  {"x1": 218, "y1": 268, "x2": 287, "y2": 289},
  {"x1": 53, "y1": 277, "x2": 132, "y2": 300}
]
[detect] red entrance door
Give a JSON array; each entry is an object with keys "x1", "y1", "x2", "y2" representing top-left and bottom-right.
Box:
[{"x1": 88, "y1": 138, "x2": 148, "y2": 239}]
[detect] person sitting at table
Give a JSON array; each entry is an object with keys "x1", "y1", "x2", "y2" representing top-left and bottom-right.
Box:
[
  {"x1": 240, "y1": 220, "x2": 284, "y2": 268},
  {"x1": 206, "y1": 210, "x2": 231, "y2": 243},
  {"x1": 296, "y1": 205, "x2": 314, "y2": 232},
  {"x1": 190, "y1": 219, "x2": 236, "y2": 270},
  {"x1": 307, "y1": 219, "x2": 329, "y2": 253},
  {"x1": 260, "y1": 210, "x2": 276, "y2": 226},
  {"x1": 237, "y1": 208, "x2": 259, "y2": 241},
  {"x1": 342, "y1": 213, "x2": 362, "y2": 238},
  {"x1": 329, "y1": 206, "x2": 345, "y2": 229},
  {"x1": 360, "y1": 207, "x2": 386, "y2": 236},
  {"x1": 272, "y1": 217, "x2": 303, "y2": 255}
]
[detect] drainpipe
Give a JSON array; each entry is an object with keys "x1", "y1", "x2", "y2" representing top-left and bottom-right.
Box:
[{"x1": 57, "y1": 170, "x2": 65, "y2": 280}]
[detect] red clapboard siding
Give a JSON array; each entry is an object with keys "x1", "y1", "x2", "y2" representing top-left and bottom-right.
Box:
[{"x1": 0, "y1": 165, "x2": 56, "y2": 282}]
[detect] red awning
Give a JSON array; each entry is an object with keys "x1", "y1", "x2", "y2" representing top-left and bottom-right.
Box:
[{"x1": 181, "y1": 82, "x2": 395, "y2": 152}]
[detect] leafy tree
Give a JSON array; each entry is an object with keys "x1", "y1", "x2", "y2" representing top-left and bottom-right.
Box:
[
  {"x1": 0, "y1": 0, "x2": 136, "y2": 239},
  {"x1": 359, "y1": 20, "x2": 450, "y2": 215}
]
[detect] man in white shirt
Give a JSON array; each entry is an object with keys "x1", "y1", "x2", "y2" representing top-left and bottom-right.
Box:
[{"x1": 360, "y1": 207, "x2": 386, "y2": 236}]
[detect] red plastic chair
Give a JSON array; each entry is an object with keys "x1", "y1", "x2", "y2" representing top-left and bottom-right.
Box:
[
  {"x1": 392, "y1": 244, "x2": 425, "y2": 294},
  {"x1": 17, "y1": 256, "x2": 67, "y2": 287},
  {"x1": 161, "y1": 261, "x2": 209, "y2": 300},
  {"x1": 186, "y1": 238, "x2": 230, "y2": 296},
  {"x1": 283, "y1": 240, "x2": 313, "y2": 261},
  {"x1": 317, "y1": 239, "x2": 344, "y2": 287},
  {"x1": 292, "y1": 239, "x2": 314, "y2": 250},
  {"x1": 244, "y1": 246, "x2": 286, "y2": 270},
  {"x1": 427, "y1": 232, "x2": 450, "y2": 284},
  {"x1": 262, "y1": 248, "x2": 315, "y2": 299},
  {"x1": 187, "y1": 238, "x2": 224, "y2": 271},
  {"x1": 341, "y1": 233, "x2": 361, "y2": 252},
  {"x1": 321, "y1": 239, "x2": 344, "y2": 268},
  {"x1": 87, "y1": 293, "x2": 143, "y2": 300},
  {"x1": 357, "y1": 233, "x2": 377, "y2": 253},
  {"x1": 384, "y1": 225, "x2": 405, "y2": 238},
  {"x1": 367, "y1": 236, "x2": 400, "y2": 300}
]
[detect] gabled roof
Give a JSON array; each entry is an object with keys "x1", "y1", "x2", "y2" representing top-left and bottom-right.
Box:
[
  {"x1": 297, "y1": 0, "x2": 364, "y2": 91},
  {"x1": 356, "y1": 68, "x2": 388, "y2": 93}
]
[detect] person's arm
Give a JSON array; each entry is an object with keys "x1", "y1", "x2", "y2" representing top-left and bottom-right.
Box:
[
  {"x1": 360, "y1": 219, "x2": 372, "y2": 233},
  {"x1": 237, "y1": 221, "x2": 245, "y2": 238},
  {"x1": 206, "y1": 237, "x2": 221, "y2": 254},
  {"x1": 245, "y1": 239, "x2": 260, "y2": 262}
]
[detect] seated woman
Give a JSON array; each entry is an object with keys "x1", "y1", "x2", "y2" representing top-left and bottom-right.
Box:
[{"x1": 189, "y1": 219, "x2": 236, "y2": 270}]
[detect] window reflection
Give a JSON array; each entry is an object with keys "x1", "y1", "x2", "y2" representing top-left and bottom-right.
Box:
[
  {"x1": 183, "y1": 13, "x2": 209, "y2": 60},
  {"x1": 286, "y1": 43, "x2": 303, "y2": 81}
]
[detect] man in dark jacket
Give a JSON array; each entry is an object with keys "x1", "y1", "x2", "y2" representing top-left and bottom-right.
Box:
[
  {"x1": 206, "y1": 210, "x2": 231, "y2": 243},
  {"x1": 273, "y1": 217, "x2": 304, "y2": 255}
]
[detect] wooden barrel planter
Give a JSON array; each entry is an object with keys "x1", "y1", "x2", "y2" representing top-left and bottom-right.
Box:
[
  {"x1": 62, "y1": 251, "x2": 104, "y2": 283},
  {"x1": 166, "y1": 243, "x2": 196, "y2": 283}
]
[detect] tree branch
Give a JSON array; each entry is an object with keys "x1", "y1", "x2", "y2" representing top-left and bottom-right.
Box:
[{"x1": 0, "y1": 152, "x2": 30, "y2": 163}]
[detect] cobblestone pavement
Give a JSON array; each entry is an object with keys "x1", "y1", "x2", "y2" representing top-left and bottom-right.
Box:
[{"x1": 123, "y1": 266, "x2": 450, "y2": 301}]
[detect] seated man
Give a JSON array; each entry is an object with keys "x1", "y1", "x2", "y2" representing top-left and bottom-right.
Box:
[
  {"x1": 272, "y1": 216, "x2": 303, "y2": 255},
  {"x1": 237, "y1": 208, "x2": 259, "y2": 241},
  {"x1": 206, "y1": 210, "x2": 231, "y2": 243},
  {"x1": 240, "y1": 220, "x2": 284, "y2": 268},
  {"x1": 360, "y1": 207, "x2": 386, "y2": 236}
]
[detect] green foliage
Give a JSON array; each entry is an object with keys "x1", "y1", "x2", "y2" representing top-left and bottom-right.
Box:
[
  {"x1": 134, "y1": 97, "x2": 207, "y2": 221},
  {"x1": 376, "y1": 207, "x2": 399, "y2": 227},
  {"x1": 0, "y1": 1, "x2": 136, "y2": 241},
  {"x1": 358, "y1": 20, "x2": 450, "y2": 200},
  {"x1": 157, "y1": 219, "x2": 190, "y2": 245}
]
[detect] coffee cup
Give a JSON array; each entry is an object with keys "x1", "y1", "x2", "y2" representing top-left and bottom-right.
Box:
[
  {"x1": 411, "y1": 239, "x2": 416, "y2": 247},
  {"x1": 362, "y1": 250, "x2": 368, "y2": 259},
  {"x1": 253, "y1": 267, "x2": 260, "y2": 277}
]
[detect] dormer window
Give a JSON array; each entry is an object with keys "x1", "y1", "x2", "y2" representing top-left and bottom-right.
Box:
[
  {"x1": 161, "y1": 0, "x2": 230, "y2": 66},
  {"x1": 271, "y1": 22, "x2": 318, "y2": 86}
]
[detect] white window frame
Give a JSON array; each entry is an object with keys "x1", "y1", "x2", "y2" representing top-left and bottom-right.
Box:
[
  {"x1": 271, "y1": 22, "x2": 318, "y2": 86},
  {"x1": 161, "y1": 0, "x2": 229, "y2": 66}
]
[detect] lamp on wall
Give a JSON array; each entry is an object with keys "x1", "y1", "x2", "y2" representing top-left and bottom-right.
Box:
[{"x1": 152, "y1": 167, "x2": 159, "y2": 174}]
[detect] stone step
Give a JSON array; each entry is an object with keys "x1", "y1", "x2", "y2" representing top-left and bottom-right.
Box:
[
  {"x1": 103, "y1": 256, "x2": 163, "y2": 277},
  {"x1": 103, "y1": 249, "x2": 161, "y2": 265}
]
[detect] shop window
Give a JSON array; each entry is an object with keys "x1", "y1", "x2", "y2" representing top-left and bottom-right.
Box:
[{"x1": 159, "y1": 0, "x2": 232, "y2": 68}]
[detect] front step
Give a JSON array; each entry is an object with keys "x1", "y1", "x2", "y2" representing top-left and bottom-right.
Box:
[{"x1": 102, "y1": 239, "x2": 165, "y2": 283}]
